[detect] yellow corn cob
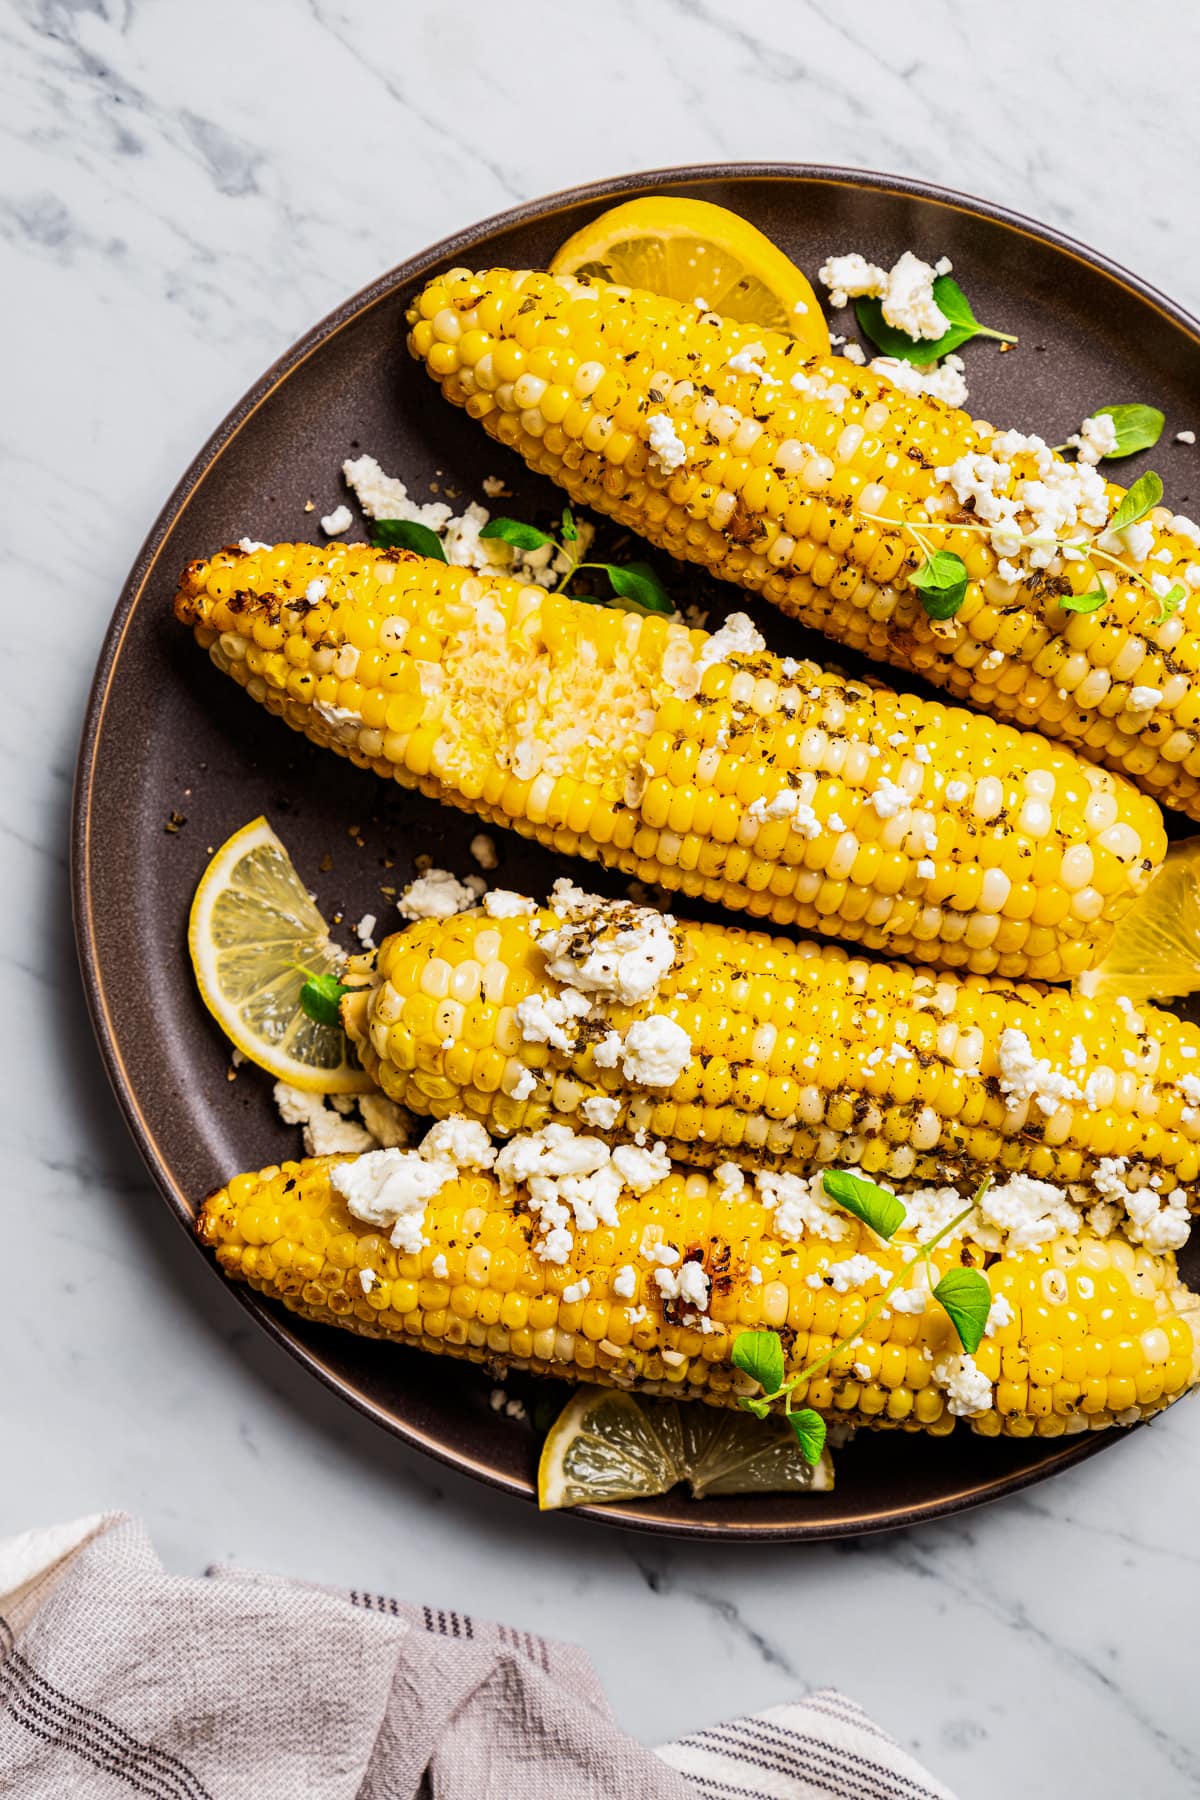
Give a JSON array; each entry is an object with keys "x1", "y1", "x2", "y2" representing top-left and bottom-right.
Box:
[
  {"x1": 407, "y1": 266, "x2": 1200, "y2": 817},
  {"x1": 175, "y1": 543, "x2": 1165, "y2": 982},
  {"x1": 343, "y1": 906, "x2": 1200, "y2": 1205},
  {"x1": 198, "y1": 1152, "x2": 1199, "y2": 1439}
]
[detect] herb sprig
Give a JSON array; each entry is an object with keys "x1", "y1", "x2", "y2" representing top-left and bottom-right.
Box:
[
  {"x1": 861, "y1": 465, "x2": 1180, "y2": 625},
  {"x1": 297, "y1": 969, "x2": 351, "y2": 1027},
  {"x1": 480, "y1": 509, "x2": 674, "y2": 614},
  {"x1": 1054, "y1": 404, "x2": 1165, "y2": 461},
  {"x1": 855, "y1": 276, "x2": 1017, "y2": 366},
  {"x1": 731, "y1": 1172, "x2": 994, "y2": 1465}
]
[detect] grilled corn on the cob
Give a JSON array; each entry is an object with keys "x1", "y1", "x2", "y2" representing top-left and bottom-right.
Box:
[
  {"x1": 407, "y1": 266, "x2": 1200, "y2": 817},
  {"x1": 175, "y1": 543, "x2": 1164, "y2": 982},
  {"x1": 342, "y1": 898, "x2": 1200, "y2": 1219},
  {"x1": 199, "y1": 1148, "x2": 1200, "y2": 1439}
]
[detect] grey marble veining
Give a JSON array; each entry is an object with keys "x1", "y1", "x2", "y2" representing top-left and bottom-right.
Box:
[{"x1": 3, "y1": 3, "x2": 1200, "y2": 1796}]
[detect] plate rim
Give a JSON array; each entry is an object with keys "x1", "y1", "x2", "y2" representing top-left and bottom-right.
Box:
[{"x1": 71, "y1": 159, "x2": 1194, "y2": 1540}]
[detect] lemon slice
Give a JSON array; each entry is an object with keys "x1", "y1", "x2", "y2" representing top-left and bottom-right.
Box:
[
  {"x1": 537, "y1": 1387, "x2": 833, "y2": 1510},
  {"x1": 188, "y1": 816, "x2": 371, "y2": 1094},
  {"x1": 550, "y1": 196, "x2": 829, "y2": 354},
  {"x1": 1074, "y1": 839, "x2": 1200, "y2": 1007}
]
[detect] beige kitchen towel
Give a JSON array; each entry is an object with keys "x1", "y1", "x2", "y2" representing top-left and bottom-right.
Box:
[{"x1": 0, "y1": 1513, "x2": 957, "y2": 1798}]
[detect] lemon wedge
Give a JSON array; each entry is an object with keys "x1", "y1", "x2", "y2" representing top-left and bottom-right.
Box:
[
  {"x1": 1074, "y1": 839, "x2": 1200, "y2": 1008},
  {"x1": 537, "y1": 1386, "x2": 834, "y2": 1510},
  {"x1": 188, "y1": 815, "x2": 371, "y2": 1094},
  {"x1": 550, "y1": 196, "x2": 829, "y2": 353}
]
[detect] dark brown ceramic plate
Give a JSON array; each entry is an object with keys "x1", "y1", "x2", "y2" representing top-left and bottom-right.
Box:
[{"x1": 73, "y1": 164, "x2": 1200, "y2": 1539}]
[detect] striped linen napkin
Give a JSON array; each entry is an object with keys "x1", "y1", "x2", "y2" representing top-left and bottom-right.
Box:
[{"x1": 0, "y1": 1513, "x2": 956, "y2": 1799}]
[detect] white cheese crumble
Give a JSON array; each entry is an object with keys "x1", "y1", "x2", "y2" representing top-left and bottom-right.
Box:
[
  {"x1": 823, "y1": 1254, "x2": 890, "y2": 1293},
  {"x1": 654, "y1": 1259, "x2": 711, "y2": 1311},
  {"x1": 995, "y1": 1028, "x2": 1082, "y2": 1116},
  {"x1": 237, "y1": 537, "x2": 272, "y2": 553},
  {"x1": 1176, "y1": 431, "x2": 1196, "y2": 446},
  {"x1": 647, "y1": 413, "x2": 688, "y2": 474},
  {"x1": 353, "y1": 912, "x2": 377, "y2": 950},
  {"x1": 755, "y1": 1170, "x2": 850, "y2": 1243},
  {"x1": 481, "y1": 474, "x2": 508, "y2": 497},
  {"x1": 535, "y1": 881, "x2": 676, "y2": 1005},
  {"x1": 398, "y1": 868, "x2": 486, "y2": 920},
  {"x1": 273, "y1": 1083, "x2": 375, "y2": 1157},
  {"x1": 483, "y1": 889, "x2": 537, "y2": 918},
  {"x1": 580, "y1": 1095, "x2": 620, "y2": 1130},
  {"x1": 932, "y1": 1352, "x2": 993, "y2": 1418},
  {"x1": 469, "y1": 833, "x2": 498, "y2": 870},
  {"x1": 358, "y1": 1268, "x2": 376, "y2": 1294},
  {"x1": 613, "y1": 1265, "x2": 638, "y2": 1299},
  {"x1": 984, "y1": 1292, "x2": 1014, "y2": 1336},
  {"x1": 726, "y1": 345, "x2": 767, "y2": 378},
  {"x1": 510, "y1": 1067, "x2": 537, "y2": 1102},
  {"x1": 620, "y1": 1015, "x2": 692, "y2": 1087},
  {"x1": 356, "y1": 1093, "x2": 413, "y2": 1149},
  {"x1": 870, "y1": 354, "x2": 968, "y2": 408},
  {"x1": 320, "y1": 505, "x2": 353, "y2": 536},
  {"x1": 562, "y1": 1278, "x2": 591, "y2": 1304},
  {"x1": 1067, "y1": 412, "x2": 1120, "y2": 465},
  {"x1": 852, "y1": 1361, "x2": 872, "y2": 1382},
  {"x1": 331, "y1": 1118, "x2": 494, "y2": 1254},
  {"x1": 431, "y1": 1252, "x2": 449, "y2": 1280},
  {"x1": 515, "y1": 986, "x2": 591, "y2": 1053},
  {"x1": 1128, "y1": 686, "x2": 1163, "y2": 712},
  {"x1": 819, "y1": 249, "x2": 952, "y2": 340}
]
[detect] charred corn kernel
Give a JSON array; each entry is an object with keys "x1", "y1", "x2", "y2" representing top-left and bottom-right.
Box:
[
  {"x1": 176, "y1": 542, "x2": 1164, "y2": 981},
  {"x1": 199, "y1": 1154, "x2": 1198, "y2": 1439},
  {"x1": 342, "y1": 906, "x2": 1200, "y2": 1200},
  {"x1": 408, "y1": 265, "x2": 1200, "y2": 819}
]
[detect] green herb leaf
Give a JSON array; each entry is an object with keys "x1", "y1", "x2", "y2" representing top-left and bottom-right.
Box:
[
  {"x1": 788, "y1": 1407, "x2": 828, "y2": 1466},
  {"x1": 370, "y1": 519, "x2": 447, "y2": 561},
  {"x1": 736, "y1": 1394, "x2": 774, "y2": 1421},
  {"x1": 1060, "y1": 584, "x2": 1108, "y2": 614},
  {"x1": 561, "y1": 506, "x2": 578, "y2": 543},
  {"x1": 821, "y1": 1170, "x2": 907, "y2": 1241},
  {"x1": 299, "y1": 973, "x2": 350, "y2": 1028},
  {"x1": 855, "y1": 276, "x2": 1016, "y2": 365},
  {"x1": 1091, "y1": 404, "x2": 1165, "y2": 458},
  {"x1": 910, "y1": 549, "x2": 969, "y2": 620},
  {"x1": 1152, "y1": 582, "x2": 1186, "y2": 626},
  {"x1": 602, "y1": 561, "x2": 674, "y2": 614},
  {"x1": 478, "y1": 517, "x2": 555, "y2": 551},
  {"x1": 731, "y1": 1329, "x2": 786, "y2": 1397},
  {"x1": 932, "y1": 1266, "x2": 993, "y2": 1355},
  {"x1": 1107, "y1": 470, "x2": 1164, "y2": 535}
]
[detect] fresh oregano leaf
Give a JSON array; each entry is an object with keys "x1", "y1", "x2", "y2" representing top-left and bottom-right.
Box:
[
  {"x1": 855, "y1": 275, "x2": 1016, "y2": 365},
  {"x1": 788, "y1": 1408, "x2": 828, "y2": 1467},
  {"x1": 370, "y1": 519, "x2": 447, "y2": 561},
  {"x1": 1060, "y1": 585, "x2": 1108, "y2": 614},
  {"x1": 910, "y1": 549, "x2": 969, "y2": 620},
  {"x1": 932, "y1": 1266, "x2": 993, "y2": 1355},
  {"x1": 1152, "y1": 582, "x2": 1186, "y2": 626},
  {"x1": 731, "y1": 1329, "x2": 786, "y2": 1397},
  {"x1": 478, "y1": 517, "x2": 555, "y2": 551},
  {"x1": 1091, "y1": 404, "x2": 1165, "y2": 458},
  {"x1": 821, "y1": 1170, "x2": 907, "y2": 1241},
  {"x1": 603, "y1": 560, "x2": 674, "y2": 614},
  {"x1": 299, "y1": 972, "x2": 350, "y2": 1027},
  {"x1": 1107, "y1": 471, "x2": 1164, "y2": 535}
]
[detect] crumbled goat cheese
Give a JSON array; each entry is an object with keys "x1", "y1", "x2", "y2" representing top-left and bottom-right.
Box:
[
  {"x1": 688, "y1": 613, "x2": 766, "y2": 688},
  {"x1": 852, "y1": 1361, "x2": 872, "y2": 1382},
  {"x1": 580, "y1": 1094, "x2": 620, "y2": 1130},
  {"x1": 515, "y1": 986, "x2": 591, "y2": 1053},
  {"x1": 978, "y1": 1174, "x2": 1081, "y2": 1250},
  {"x1": 755, "y1": 1170, "x2": 850, "y2": 1242},
  {"x1": 431, "y1": 1253, "x2": 449, "y2": 1280},
  {"x1": 332, "y1": 1118, "x2": 494, "y2": 1254},
  {"x1": 824, "y1": 1254, "x2": 890, "y2": 1293},
  {"x1": 483, "y1": 889, "x2": 537, "y2": 918},
  {"x1": 841, "y1": 343, "x2": 867, "y2": 366},
  {"x1": 871, "y1": 354, "x2": 968, "y2": 408},
  {"x1": 613, "y1": 1265, "x2": 638, "y2": 1299},
  {"x1": 237, "y1": 537, "x2": 272, "y2": 553},
  {"x1": 505, "y1": 1395, "x2": 526, "y2": 1420},
  {"x1": 353, "y1": 912, "x2": 377, "y2": 950},
  {"x1": 1091, "y1": 1157, "x2": 1191, "y2": 1252},
  {"x1": 273, "y1": 1083, "x2": 375, "y2": 1157},
  {"x1": 869, "y1": 777, "x2": 908, "y2": 820},
  {"x1": 932, "y1": 1352, "x2": 993, "y2": 1417},
  {"x1": 611, "y1": 1141, "x2": 672, "y2": 1192},
  {"x1": 593, "y1": 1030, "x2": 623, "y2": 1069},
  {"x1": 819, "y1": 250, "x2": 951, "y2": 340},
  {"x1": 727, "y1": 345, "x2": 767, "y2": 378},
  {"x1": 985, "y1": 1293, "x2": 1014, "y2": 1336},
  {"x1": 1128, "y1": 686, "x2": 1163, "y2": 712},
  {"x1": 647, "y1": 414, "x2": 688, "y2": 474},
  {"x1": 620, "y1": 1016, "x2": 692, "y2": 1087},
  {"x1": 398, "y1": 868, "x2": 486, "y2": 920},
  {"x1": 714, "y1": 1162, "x2": 746, "y2": 1197},
  {"x1": 891, "y1": 1281, "x2": 928, "y2": 1316},
  {"x1": 1067, "y1": 412, "x2": 1120, "y2": 465},
  {"x1": 536, "y1": 882, "x2": 676, "y2": 1005},
  {"x1": 470, "y1": 833, "x2": 498, "y2": 870},
  {"x1": 562, "y1": 1278, "x2": 591, "y2": 1305},
  {"x1": 359, "y1": 1268, "x2": 376, "y2": 1294},
  {"x1": 1069, "y1": 1036, "x2": 1088, "y2": 1069},
  {"x1": 1176, "y1": 431, "x2": 1196, "y2": 446},
  {"x1": 319, "y1": 505, "x2": 353, "y2": 536},
  {"x1": 655, "y1": 1259, "x2": 711, "y2": 1310},
  {"x1": 481, "y1": 475, "x2": 508, "y2": 497},
  {"x1": 493, "y1": 1122, "x2": 665, "y2": 1263},
  {"x1": 510, "y1": 1067, "x2": 537, "y2": 1103},
  {"x1": 996, "y1": 1028, "x2": 1082, "y2": 1116},
  {"x1": 917, "y1": 858, "x2": 936, "y2": 879},
  {"x1": 357, "y1": 1093, "x2": 413, "y2": 1149}
]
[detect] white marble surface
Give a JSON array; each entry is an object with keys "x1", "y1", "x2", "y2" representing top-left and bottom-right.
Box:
[{"x1": 4, "y1": 2, "x2": 1200, "y2": 1794}]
